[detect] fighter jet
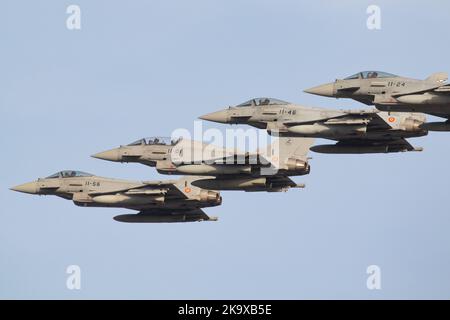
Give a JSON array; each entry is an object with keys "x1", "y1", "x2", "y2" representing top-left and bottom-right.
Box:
[
  {"x1": 199, "y1": 97, "x2": 427, "y2": 154},
  {"x1": 10, "y1": 170, "x2": 221, "y2": 223},
  {"x1": 304, "y1": 71, "x2": 450, "y2": 130},
  {"x1": 92, "y1": 136, "x2": 312, "y2": 192}
]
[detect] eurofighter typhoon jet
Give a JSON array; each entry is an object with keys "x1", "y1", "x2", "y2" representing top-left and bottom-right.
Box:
[
  {"x1": 10, "y1": 170, "x2": 221, "y2": 223},
  {"x1": 305, "y1": 71, "x2": 450, "y2": 131},
  {"x1": 92, "y1": 136, "x2": 313, "y2": 192},
  {"x1": 199, "y1": 98, "x2": 427, "y2": 154}
]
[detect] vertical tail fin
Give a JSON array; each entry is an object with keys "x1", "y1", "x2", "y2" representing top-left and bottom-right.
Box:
[
  {"x1": 174, "y1": 176, "x2": 201, "y2": 197},
  {"x1": 426, "y1": 72, "x2": 448, "y2": 83},
  {"x1": 266, "y1": 137, "x2": 315, "y2": 165}
]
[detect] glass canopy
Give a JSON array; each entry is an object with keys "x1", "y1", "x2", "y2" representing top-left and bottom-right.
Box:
[
  {"x1": 236, "y1": 97, "x2": 290, "y2": 107},
  {"x1": 344, "y1": 71, "x2": 398, "y2": 80},
  {"x1": 46, "y1": 171, "x2": 93, "y2": 179},
  {"x1": 127, "y1": 136, "x2": 182, "y2": 146}
]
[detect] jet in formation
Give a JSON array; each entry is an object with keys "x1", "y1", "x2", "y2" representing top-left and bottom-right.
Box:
[
  {"x1": 200, "y1": 97, "x2": 427, "y2": 154},
  {"x1": 11, "y1": 136, "x2": 314, "y2": 222},
  {"x1": 304, "y1": 71, "x2": 450, "y2": 131},
  {"x1": 14, "y1": 71, "x2": 448, "y2": 223},
  {"x1": 10, "y1": 170, "x2": 221, "y2": 223},
  {"x1": 92, "y1": 136, "x2": 313, "y2": 192}
]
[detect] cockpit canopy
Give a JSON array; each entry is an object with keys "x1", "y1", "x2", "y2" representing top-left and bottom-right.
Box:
[
  {"x1": 236, "y1": 97, "x2": 290, "y2": 107},
  {"x1": 127, "y1": 136, "x2": 182, "y2": 146},
  {"x1": 46, "y1": 171, "x2": 93, "y2": 179},
  {"x1": 344, "y1": 71, "x2": 398, "y2": 80}
]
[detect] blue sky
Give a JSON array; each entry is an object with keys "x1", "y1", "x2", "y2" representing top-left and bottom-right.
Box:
[{"x1": 1, "y1": 0, "x2": 450, "y2": 299}]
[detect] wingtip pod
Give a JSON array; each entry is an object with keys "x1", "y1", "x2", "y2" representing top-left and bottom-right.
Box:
[{"x1": 296, "y1": 183, "x2": 306, "y2": 189}]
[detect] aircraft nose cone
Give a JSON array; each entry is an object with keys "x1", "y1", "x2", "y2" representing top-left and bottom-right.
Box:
[
  {"x1": 92, "y1": 149, "x2": 120, "y2": 162},
  {"x1": 304, "y1": 83, "x2": 335, "y2": 97},
  {"x1": 10, "y1": 182, "x2": 38, "y2": 194},
  {"x1": 199, "y1": 110, "x2": 229, "y2": 124}
]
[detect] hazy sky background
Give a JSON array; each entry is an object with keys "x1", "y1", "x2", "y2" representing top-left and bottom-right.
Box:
[{"x1": 1, "y1": 0, "x2": 450, "y2": 299}]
